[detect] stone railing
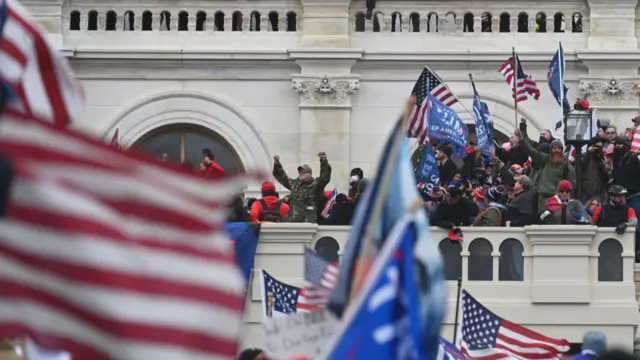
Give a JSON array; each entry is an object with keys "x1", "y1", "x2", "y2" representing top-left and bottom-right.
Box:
[
  {"x1": 62, "y1": 7, "x2": 301, "y2": 32},
  {"x1": 349, "y1": 6, "x2": 589, "y2": 34},
  {"x1": 241, "y1": 224, "x2": 639, "y2": 351}
]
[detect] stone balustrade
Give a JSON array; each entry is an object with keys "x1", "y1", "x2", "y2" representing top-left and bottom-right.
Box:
[{"x1": 241, "y1": 224, "x2": 639, "y2": 351}]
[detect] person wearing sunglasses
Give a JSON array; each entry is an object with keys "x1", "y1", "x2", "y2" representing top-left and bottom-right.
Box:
[{"x1": 539, "y1": 180, "x2": 589, "y2": 225}]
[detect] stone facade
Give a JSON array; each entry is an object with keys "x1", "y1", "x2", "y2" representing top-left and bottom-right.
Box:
[{"x1": 23, "y1": 0, "x2": 640, "y2": 191}]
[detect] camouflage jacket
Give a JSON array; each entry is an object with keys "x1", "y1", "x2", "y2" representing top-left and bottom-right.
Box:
[{"x1": 272, "y1": 159, "x2": 331, "y2": 223}]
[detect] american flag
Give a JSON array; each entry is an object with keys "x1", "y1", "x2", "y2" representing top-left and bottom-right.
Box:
[
  {"x1": 110, "y1": 128, "x2": 120, "y2": 148},
  {"x1": 408, "y1": 67, "x2": 458, "y2": 144},
  {"x1": 261, "y1": 269, "x2": 317, "y2": 316},
  {"x1": 460, "y1": 290, "x2": 570, "y2": 360},
  {"x1": 438, "y1": 337, "x2": 466, "y2": 360},
  {"x1": 0, "y1": 110, "x2": 254, "y2": 360},
  {"x1": 0, "y1": 0, "x2": 84, "y2": 127},
  {"x1": 303, "y1": 248, "x2": 338, "y2": 306},
  {"x1": 631, "y1": 126, "x2": 640, "y2": 152},
  {"x1": 499, "y1": 55, "x2": 540, "y2": 103},
  {"x1": 320, "y1": 188, "x2": 337, "y2": 218}
]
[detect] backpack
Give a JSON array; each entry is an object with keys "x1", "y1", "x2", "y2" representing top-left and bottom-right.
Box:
[{"x1": 259, "y1": 199, "x2": 284, "y2": 222}]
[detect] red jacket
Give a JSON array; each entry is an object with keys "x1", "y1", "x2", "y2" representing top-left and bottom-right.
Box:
[
  {"x1": 203, "y1": 161, "x2": 225, "y2": 178},
  {"x1": 250, "y1": 195, "x2": 289, "y2": 222}
]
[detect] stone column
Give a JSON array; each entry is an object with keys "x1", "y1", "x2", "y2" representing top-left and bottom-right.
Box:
[
  {"x1": 587, "y1": 0, "x2": 639, "y2": 50},
  {"x1": 290, "y1": 49, "x2": 362, "y2": 192},
  {"x1": 299, "y1": 0, "x2": 352, "y2": 47}
]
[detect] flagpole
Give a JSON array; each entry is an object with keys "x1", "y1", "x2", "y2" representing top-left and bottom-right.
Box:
[
  {"x1": 452, "y1": 277, "x2": 463, "y2": 344},
  {"x1": 511, "y1": 47, "x2": 518, "y2": 128}
]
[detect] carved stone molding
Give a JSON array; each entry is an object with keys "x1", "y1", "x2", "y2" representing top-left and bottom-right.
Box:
[
  {"x1": 291, "y1": 75, "x2": 360, "y2": 107},
  {"x1": 579, "y1": 78, "x2": 640, "y2": 107}
]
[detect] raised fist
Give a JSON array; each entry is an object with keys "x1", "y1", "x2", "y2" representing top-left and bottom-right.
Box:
[
  {"x1": 273, "y1": 155, "x2": 280, "y2": 162},
  {"x1": 318, "y1": 152, "x2": 327, "y2": 160}
]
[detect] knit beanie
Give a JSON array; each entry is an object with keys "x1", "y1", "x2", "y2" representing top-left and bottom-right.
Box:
[{"x1": 550, "y1": 139, "x2": 563, "y2": 150}]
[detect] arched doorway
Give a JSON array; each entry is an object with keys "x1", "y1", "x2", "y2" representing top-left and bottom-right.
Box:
[{"x1": 131, "y1": 124, "x2": 244, "y2": 172}]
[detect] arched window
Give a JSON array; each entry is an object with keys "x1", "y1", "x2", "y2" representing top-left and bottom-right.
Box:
[
  {"x1": 499, "y1": 239, "x2": 524, "y2": 281},
  {"x1": 268, "y1": 11, "x2": 279, "y2": 31},
  {"x1": 468, "y1": 239, "x2": 493, "y2": 281},
  {"x1": 463, "y1": 12, "x2": 474, "y2": 32},
  {"x1": 132, "y1": 125, "x2": 244, "y2": 173},
  {"x1": 69, "y1": 11, "x2": 80, "y2": 31},
  {"x1": 105, "y1": 11, "x2": 116, "y2": 31},
  {"x1": 439, "y1": 239, "x2": 462, "y2": 281},
  {"x1": 391, "y1": 12, "x2": 402, "y2": 32},
  {"x1": 517, "y1": 12, "x2": 528, "y2": 32},
  {"x1": 536, "y1": 12, "x2": 547, "y2": 32},
  {"x1": 315, "y1": 237, "x2": 340, "y2": 264},
  {"x1": 87, "y1": 10, "x2": 98, "y2": 31},
  {"x1": 554, "y1": 12, "x2": 565, "y2": 32},
  {"x1": 572, "y1": 12, "x2": 583, "y2": 33},
  {"x1": 286, "y1": 11, "x2": 297, "y2": 31},
  {"x1": 481, "y1": 12, "x2": 492, "y2": 32},
  {"x1": 214, "y1": 11, "x2": 225, "y2": 31},
  {"x1": 160, "y1": 11, "x2": 171, "y2": 31},
  {"x1": 499, "y1": 12, "x2": 510, "y2": 32},
  {"x1": 232, "y1": 11, "x2": 243, "y2": 31},
  {"x1": 598, "y1": 239, "x2": 623, "y2": 282},
  {"x1": 250, "y1": 11, "x2": 261, "y2": 31},
  {"x1": 123, "y1": 11, "x2": 135, "y2": 31},
  {"x1": 444, "y1": 12, "x2": 456, "y2": 33},
  {"x1": 196, "y1": 11, "x2": 206, "y2": 31},
  {"x1": 178, "y1": 11, "x2": 188, "y2": 31},
  {"x1": 427, "y1": 12, "x2": 438, "y2": 33},
  {"x1": 355, "y1": 12, "x2": 366, "y2": 32},
  {"x1": 372, "y1": 12, "x2": 383, "y2": 32},
  {"x1": 142, "y1": 11, "x2": 152, "y2": 31}
]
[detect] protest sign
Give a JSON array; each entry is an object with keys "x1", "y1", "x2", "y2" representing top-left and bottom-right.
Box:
[{"x1": 263, "y1": 309, "x2": 338, "y2": 359}]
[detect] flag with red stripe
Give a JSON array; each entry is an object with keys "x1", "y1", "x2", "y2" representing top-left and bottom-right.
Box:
[
  {"x1": 460, "y1": 290, "x2": 570, "y2": 360},
  {"x1": 408, "y1": 67, "x2": 458, "y2": 144},
  {"x1": 499, "y1": 55, "x2": 540, "y2": 103},
  {"x1": 260, "y1": 269, "x2": 319, "y2": 317},
  {"x1": 320, "y1": 188, "x2": 337, "y2": 218},
  {"x1": 0, "y1": 0, "x2": 84, "y2": 127},
  {"x1": 0, "y1": 110, "x2": 255, "y2": 360},
  {"x1": 630, "y1": 126, "x2": 640, "y2": 152},
  {"x1": 110, "y1": 128, "x2": 119, "y2": 148},
  {"x1": 302, "y1": 248, "x2": 338, "y2": 306}
]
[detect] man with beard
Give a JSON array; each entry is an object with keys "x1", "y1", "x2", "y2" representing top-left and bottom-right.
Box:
[
  {"x1": 579, "y1": 139, "x2": 609, "y2": 203},
  {"x1": 514, "y1": 129, "x2": 576, "y2": 216}
]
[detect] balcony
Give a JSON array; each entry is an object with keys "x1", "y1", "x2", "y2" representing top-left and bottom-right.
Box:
[
  {"x1": 241, "y1": 224, "x2": 639, "y2": 351},
  {"x1": 348, "y1": 2, "x2": 590, "y2": 52}
]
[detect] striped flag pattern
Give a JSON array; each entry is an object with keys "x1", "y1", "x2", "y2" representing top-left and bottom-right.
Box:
[
  {"x1": 499, "y1": 55, "x2": 540, "y2": 103},
  {"x1": 631, "y1": 126, "x2": 640, "y2": 152},
  {"x1": 302, "y1": 248, "x2": 339, "y2": 306},
  {"x1": 460, "y1": 290, "x2": 570, "y2": 360},
  {"x1": 0, "y1": 110, "x2": 254, "y2": 360},
  {"x1": 320, "y1": 188, "x2": 337, "y2": 218},
  {"x1": 408, "y1": 67, "x2": 458, "y2": 144},
  {"x1": 0, "y1": 0, "x2": 84, "y2": 127},
  {"x1": 110, "y1": 128, "x2": 120, "y2": 148}
]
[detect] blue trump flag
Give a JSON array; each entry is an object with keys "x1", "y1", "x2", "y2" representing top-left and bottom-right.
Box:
[
  {"x1": 480, "y1": 102, "x2": 494, "y2": 148},
  {"x1": 547, "y1": 41, "x2": 571, "y2": 113},
  {"x1": 425, "y1": 94, "x2": 468, "y2": 158},
  {"x1": 471, "y1": 79, "x2": 493, "y2": 159},
  {"x1": 415, "y1": 143, "x2": 440, "y2": 193},
  {"x1": 226, "y1": 222, "x2": 260, "y2": 282}
]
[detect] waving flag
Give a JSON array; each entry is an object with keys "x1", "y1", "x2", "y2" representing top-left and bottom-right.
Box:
[
  {"x1": 460, "y1": 290, "x2": 570, "y2": 360},
  {"x1": 226, "y1": 222, "x2": 261, "y2": 282},
  {"x1": 0, "y1": 0, "x2": 84, "y2": 126},
  {"x1": 408, "y1": 67, "x2": 459, "y2": 143},
  {"x1": 303, "y1": 248, "x2": 339, "y2": 306},
  {"x1": 110, "y1": 128, "x2": 120, "y2": 148},
  {"x1": 471, "y1": 78, "x2": 493, "y2": 159},
  {"x1": 426, "y1": 94, "x2": 468, "y2": 157},
  {"x1": 438, "y1": 337, "x2": 466, "y2": 360},
  {"x1": 261, "y1": 269, "x2": 318, "y2": 317},
  {"x1": 499, "y1": 55, "x2": 540, "y2": 102},
  {"x1": 0, "y1": 110, "x2": 254, "y2": 360},
  {"x1": 547, "y1": 41, "x2": 571, "y2": 113},
  {"x1": 321, "y1": 188, "x2": 337, "y2": 218},
  {"x1": 480, "y1": 101, "x2": 494, "y2": 147},
  {"x1": 415, "y1": 142, "x2": 440, "y2": 193}
]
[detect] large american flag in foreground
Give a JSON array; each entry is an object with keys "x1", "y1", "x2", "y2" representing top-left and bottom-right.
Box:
[
  {"x1": 303, "y1": 248, "x2": 339, "y2": 306},
  {"x1": 460, "y1": 290, "x2": 570, "y2": 360},
  {"x1": 499, "y1": 55, "x2": 540, "y2": 103},
  {"x1": 0, "y1": 110, "x2": 254, "y2": 360},
  {"x1": 0, "y1": 0, "x2": 84, "y2": 127},
  {"x1": 408, "y1": 67, "x2": 458, "y2": 144}
]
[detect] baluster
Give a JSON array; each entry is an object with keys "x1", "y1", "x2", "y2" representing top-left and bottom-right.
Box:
[
  {"x1": 260, "y1": 16, "x2": 268, "y2": 31},
  {"x1": 546, "y1": 17, "x2": 554, "y2": 32},
  {"x1": 473, "y1": 16, "x2": 481, "y2": 32},
  {"x1": 438, "y1": 15, "x2": 447, "y2": 33},
  {"x1": 154, "y1": 12, "x2": 162, "y2": 31},
  {"x1": 242, "y1": 15, "x2": 250, "y2": 31},
  {"x1": 364, "y1": 18, "x2": 373, "y2": 32},
  {"x1": 116, "y1": 15, "x2": 123, "y2": 31},
  {"x1": 98, "y1": 14, "x2": 105, "y2": 31},
  {"x1": 134, "y1": 15, "x2": 142, "y2": 30},
  {"x1": 528, "y1": 17, "x2": 535, "y2": 32},
  {"x1": 224, "y1": 15, "x2": 231, "y2": 31},
  {"x1": 402, "y1": 13, "x2": 410, "y2": 32},
  {"x1": 455, "y1": 16, "x2": 462, "y2": 33},
  {"x1": 510, "y1": 15, "x2": 517, "y2": 32},
  {"x1": 491, "y1": 17, "x2": 499, "y2": 32},
  {"x1": 383, "y1": 14, "x2": 391, "y2": 32},
  {"x1": 206, "y1": 14, "x2": 214, "y2": 31},
  {"x1": 80, "y1": 15, "x2": 88, "y2": 30},
  {"x1": 186, "y1": 16, "x2": 194, "y2": 31}
]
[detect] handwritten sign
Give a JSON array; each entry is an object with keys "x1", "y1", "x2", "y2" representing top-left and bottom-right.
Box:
[{"x1": 263, "y1": 309, "x2": 338, "y2": 359}]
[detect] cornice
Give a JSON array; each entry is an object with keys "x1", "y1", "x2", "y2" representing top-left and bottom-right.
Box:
[
  {"x1": 287, "y1": 48, "x2": 364, "y2": 60},
  {"x1": 62, "y1": 48, "x2": 291, "y2": 60}
]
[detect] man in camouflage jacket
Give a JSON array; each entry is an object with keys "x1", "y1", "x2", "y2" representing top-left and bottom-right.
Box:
[{"x1": 272, "y1": 152, "x2": 331, "y2": 223}]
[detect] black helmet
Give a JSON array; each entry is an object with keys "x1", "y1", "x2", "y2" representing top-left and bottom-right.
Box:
[{"x1": 609, "y1": 185, "x2": 628, "y2": 196}]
